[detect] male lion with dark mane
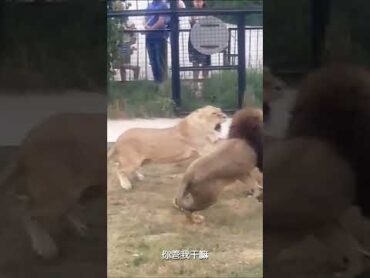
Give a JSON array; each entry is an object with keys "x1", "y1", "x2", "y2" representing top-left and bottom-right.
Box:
[
  {"x1": 264, "y1": 64, "x2": 370, "y2": 277},
  {"x1": 108, "y1": 106, "x2": 227, "y2": 190},
  {"x1": 173, "y1": 107, "x2": 263, "y2": 223}
]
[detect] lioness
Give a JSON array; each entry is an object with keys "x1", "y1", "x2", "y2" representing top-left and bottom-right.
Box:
[
  {"x1": 0, "y1": 113, "x2": 106, "y2": 260},
  {"x1": 173, "y1": 107, "x2": 263, "y2": 223},
  {"x1": 108, "y1": 105, "x2": 227, "y2": 190}
]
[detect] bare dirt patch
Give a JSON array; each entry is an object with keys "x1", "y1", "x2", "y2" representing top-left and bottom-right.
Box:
[{"x1": 108, "y1": 159, "x2": 263, "y2": 278}]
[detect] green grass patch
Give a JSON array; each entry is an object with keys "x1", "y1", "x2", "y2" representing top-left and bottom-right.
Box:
[
  {"x1": 108, "y1": 69, "x2": 262, "y2": 118},
  {"x1": 132, "y1": 255, "x2": 149, "y2": 267},
  {"x1": 229, "y1": 263, "x2": 263, "y2": 278},
  {"x1": 108, "y1": 80, "x2": 176, "y2": 118},
  {"x1": 200, "y1": 69, "x2": 263, "y2": 109}
]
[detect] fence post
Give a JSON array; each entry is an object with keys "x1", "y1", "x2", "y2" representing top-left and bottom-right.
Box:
[
  {"x1": 237, "y1": 13, "x2": 246, "y2": 109},
  {"x1": 311, "y1": 0, "x2": 331, "y2": 68},
  {"x1": 170, "y1": 0, "x2": 181, "y2": 109}
]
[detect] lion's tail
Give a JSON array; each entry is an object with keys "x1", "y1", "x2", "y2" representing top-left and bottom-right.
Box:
[
  {"x1": 107, "y1": 144, "x2": 116, "y2": 160},
  {"x1": 0, "y1": 158, "x2": 20, "y2": 191}
]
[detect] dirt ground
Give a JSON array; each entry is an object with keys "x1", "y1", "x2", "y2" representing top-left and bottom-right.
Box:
[
  {"x1": 0, "y1": 146, "x2": 107, "y2": 278},
  {"x1": 107, "y1": 157, "x2": 263, "y2": 278}
]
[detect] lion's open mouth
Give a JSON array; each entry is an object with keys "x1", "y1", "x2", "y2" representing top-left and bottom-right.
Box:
[{"x1": 215, "y1": 123, "x2": 221, "y2": 131}]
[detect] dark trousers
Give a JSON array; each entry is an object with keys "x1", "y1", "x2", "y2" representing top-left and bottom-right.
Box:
[{"x1": 146, "y1": 38, "x2": 167, "y2": 83}]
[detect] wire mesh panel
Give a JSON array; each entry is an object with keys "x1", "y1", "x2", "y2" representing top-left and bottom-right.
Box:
[
  {"x1": 107, "y1": 0, "x2": 262, "y2": 115},
  {"x1": 109, "y1": 1, "x2": 262, "y2": 80}
]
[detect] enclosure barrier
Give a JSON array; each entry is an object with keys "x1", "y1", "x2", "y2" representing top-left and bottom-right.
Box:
[{"x1": 108, "y1": 5, "x2": 262, "y2": 114}]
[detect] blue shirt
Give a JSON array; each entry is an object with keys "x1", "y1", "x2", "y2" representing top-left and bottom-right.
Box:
[{"x1": 146, "y1": 1, "x2": 170, "y2": 40}]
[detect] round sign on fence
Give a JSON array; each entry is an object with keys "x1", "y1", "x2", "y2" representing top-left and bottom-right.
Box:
[{"x1": 190, "y1": 16, "x2": 229, "y2": 55}]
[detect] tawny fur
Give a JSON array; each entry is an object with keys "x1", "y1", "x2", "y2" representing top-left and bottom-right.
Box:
[
  {"x1": 228, "y1": 107, "x2": 263, "y2": 170},
  {"x1": 174, "y1": 107, "x2": 263, "y2": 221},
  {"x1": 0, "y1": 113, "x2": 106, "y2": 260},
  {"x1": 288, "y1": 63, "x2": 370, "y2": 217},
  {"x1": 108, "y1": 105, "x2": 227, "y2": 190},
  {"x1": 264, "y1": 64, "x2": 370, "y2": 276},
  {"x1": 263, "y1": 66, "x2": 286, "y2": 122},
  {"x1": 263, "y1": 66, "x2": 285, "y2": 103}
]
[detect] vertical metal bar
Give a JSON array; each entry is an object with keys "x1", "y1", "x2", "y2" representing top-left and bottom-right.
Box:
[
  {"x1": 170, "y1": 0, "x2": 181, "y2": 108},
  {"x1": 143, "y1": 0, "x2": 148, "y2": 79},
  {"x1": 311, "y1": 0, "x2": 331, "y2": 68},
  {"x1": 248, "y1": 29, "x2": 252, "y2": 67},
  {"x1": 256, "y1": 29, "x2": 259, "y2": 67},
  {"x1": 180, "y1": 18, "x2": 186, "y2": 79},
  {"x1": 136, "y1": 27, "x2": 140, "y2": 79},
  {"x1": 237, "y1": 13, "x2": 246, "y2": 109},
  {"x1": 227, "y1": 28, "x2": 231, "y2": 65},
  {"x1": 145, "y1": 36, "x2": 148, "y2": 79}
]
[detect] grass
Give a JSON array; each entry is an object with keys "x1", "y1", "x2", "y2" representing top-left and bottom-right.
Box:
[
  {"x1": 107, "y1": 160, "x2": 263, "y2": 277},
  {"x1": 107, "y1": 69, "x2": 262, "y2": 118},
  {"x1": 108, "y1": 81, "x2": 176, "y2": 118},
  {"x1": 200, "y1": 69, "x2": 263, "y2": 109}
]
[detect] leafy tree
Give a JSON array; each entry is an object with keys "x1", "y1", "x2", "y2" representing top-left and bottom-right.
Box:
[{"x1": 107, "y1": 0, "x2": 137, "y2": 81}]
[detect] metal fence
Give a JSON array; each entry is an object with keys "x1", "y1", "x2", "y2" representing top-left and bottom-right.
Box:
[
  {"x1": 108, "y1": 1, "x2": 262, "y2": 112},
  {"x1": 117, "y1": 26, "x2": 263, "y2": 81}
]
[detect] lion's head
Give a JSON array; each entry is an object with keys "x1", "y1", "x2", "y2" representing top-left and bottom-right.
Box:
[
  {"x1": 228, "y1": 107, "x2": 263, "y2": 138},
  {"x1": 228, "y1": 107, "x2": 263, "y2": 169},
  {"x1": 264, "y1": 67, "x2": 286, "y2": 103},
  {"x1": 263, "y1": 67, "x2": 286, "y2": 122},
  {"x1": 185, "y1": 105, "x2": 227, "y2": 133}
]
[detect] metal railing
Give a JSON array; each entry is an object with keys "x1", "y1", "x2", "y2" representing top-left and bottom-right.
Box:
[{"x1": 108, "y1": 5, "x2": 263, "y2": 112}]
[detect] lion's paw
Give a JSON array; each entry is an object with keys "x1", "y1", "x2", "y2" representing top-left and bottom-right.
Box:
[
  {"x1": 172, "y1": 198, "x2": 180, "y2": 210},
  {"x1": 173, "y1": 198, "x2": 186, "y2": 212},
  {"x1": 135, "y1": 171, "x2": 145, "y2": 181},
  {"x1": 191, "y1": 213, "x2": 205, "y2": 224},
  {"x1": 32, "y1": 232, "x2": 59, "y2": 260},
  {"x1": 67, "y1": 214, "x2": 88, "y2": 238},
  {"x1": 118, "y1": 174, "x2": 133, "y2": 190}
]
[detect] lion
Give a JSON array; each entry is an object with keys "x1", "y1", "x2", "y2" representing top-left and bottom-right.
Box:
[
  {"x1": 287, "y1": 63, "x2": 370, "y2": 219},
  {"x1": 264, "y1": 136, "x2": 364, "y2": 277},
  {"x1": 173, "y1": 107, "x2": 263, "y2": 223},
  {"x1": 264, "y1": 64, "x2": 370, "y2": 276},
  {"x1": 263, "y1": 66, "x2": 298, "y2": 144},
  {"x1": 108, "y1": 105, "x2": 227, "y2": 190},
  {"x1": 263, "y1": 66, "x2": 286, "y2": 122},
  {"x1": 0, "y1": 113, "x2": 106, "y2": 260},
  {"x1": 264, "y1": 66, "x2": 285, "y2": 103}
]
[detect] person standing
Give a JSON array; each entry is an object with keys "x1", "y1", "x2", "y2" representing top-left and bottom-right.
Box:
[
  {"x1": 119, "y1": 22, "x2": 140, "y2": 82},
  {"x1": 145, "y1": 0, "x2": 170, "y2": 84},
  {"x1": 188, "y1": 0, "x2": 211, "y2": 96}
]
